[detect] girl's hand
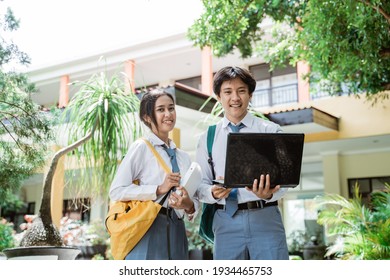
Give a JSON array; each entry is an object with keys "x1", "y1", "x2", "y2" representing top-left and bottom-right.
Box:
[
  {"x1": 157, "y1": 172, "x2": 181, "y2": 195},
  {"x1": 168, "y1": 186, "x2": 194, "y2": 212}
]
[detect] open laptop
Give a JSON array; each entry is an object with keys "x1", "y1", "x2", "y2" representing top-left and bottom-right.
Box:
[{"x1": 212, "y1": 133, "x2": 305, "y2": 188}]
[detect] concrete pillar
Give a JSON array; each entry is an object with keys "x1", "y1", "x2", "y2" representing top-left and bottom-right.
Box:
[
  {"x1": 297, "y1": 61, "x2": 310, "y2": 102},
  {"x1": 322, "y1": 151, "x2": 341, "y2": 195},
  {"x1": 124, "y1": 60, "x2": 135, "y2": 94},
  {"x1": 201, "y1": 46, "x2": 213, "y2": 95},
  {"x1": 169, "y1": 127, "x2": 180, "y2": 148},
  {"x1": 89, "y1": 196, "x2": 109, "y2": 222},
  {"x1": 51, "y1": 145, "x2": 65, "y2": 228},
  {"x1": 58, "y1": 75, "x2": 70, "y2": 108}
]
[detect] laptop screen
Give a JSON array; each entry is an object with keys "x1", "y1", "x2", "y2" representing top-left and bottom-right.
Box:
[{"x1": 223, "y1": 133, "x2": 305, "y2": 188}]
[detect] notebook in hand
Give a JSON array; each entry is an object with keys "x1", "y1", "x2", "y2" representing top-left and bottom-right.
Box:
[
  {"x1": 212, "y1": 133, "x2": 305, "y2": 188},
  {"x1": 180, "y1": 162, "x2": 202, "y2": 198}
]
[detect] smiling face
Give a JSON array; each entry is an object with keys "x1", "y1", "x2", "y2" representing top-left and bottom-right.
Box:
[
  {"x1": 217, "y1": 77, "x2": 252, "y2": 124},
  {"x1": 149, "y1": 94, "x2": 176, "y2": 140}
]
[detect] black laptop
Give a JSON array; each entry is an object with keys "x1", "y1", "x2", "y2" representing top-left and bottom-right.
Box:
[{"x1": 212, "y1": 133, "x2": 305, "y2": 188}]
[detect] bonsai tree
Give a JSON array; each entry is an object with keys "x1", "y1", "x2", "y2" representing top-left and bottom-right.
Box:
[
  {"x1": 0, "y1": 6, "x2": 53, "y2": 204},
  {"x1": 19, "y1": 69, "x2": 143, "y2": 247},
  {"x1": 315, "y1": 183, "x2": 390, "y2": 260}
]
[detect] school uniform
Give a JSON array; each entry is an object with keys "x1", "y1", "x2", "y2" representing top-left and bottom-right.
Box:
[
  {"x1": 195, "y1": 112, "x2": 289, "y2": 260},
  {"x1": 109, "y1": 133, "x2": 196, "y2": 259}
]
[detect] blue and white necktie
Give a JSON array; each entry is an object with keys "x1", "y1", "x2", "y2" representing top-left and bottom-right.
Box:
[
  {"x1": 225, "y1": 122, "x2": 245, "y2": 216},
  {"x1": 162, "y1": 145, "x2": 180, "y2": 173}
]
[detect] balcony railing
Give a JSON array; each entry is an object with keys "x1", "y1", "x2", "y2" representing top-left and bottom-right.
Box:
[
  {"x1": 310, "y1": 88, "x2": 350, "y2": 100},
  {"x1": 252, "y1": 83, "x2": 298, "y2": 108}
]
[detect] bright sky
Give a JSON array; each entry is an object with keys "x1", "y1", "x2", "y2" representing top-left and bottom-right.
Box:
[{"x1": 3, "y1": 0, "x2": 203, "y2": 69}]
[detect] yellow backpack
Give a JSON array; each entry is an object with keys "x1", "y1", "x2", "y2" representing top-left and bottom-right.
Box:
[{"x1": 105, "y1": 138, "x2": 171, "y2": 260}]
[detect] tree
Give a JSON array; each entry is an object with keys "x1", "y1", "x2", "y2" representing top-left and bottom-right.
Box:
[
  {"x1": 1, "y1": 5, "x2": 143, "y2": 248},
  {"x1": 19, "y1": 68, "x2": 143, "y2": 247},
  {"x1": 0, "y1": 6, "x2": 53, "y2": 203},
  {"x1": 188, "y1": 0, "x2": 390, "y2": 101}
]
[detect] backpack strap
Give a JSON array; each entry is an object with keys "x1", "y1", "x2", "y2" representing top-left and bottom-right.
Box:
[
  {"x1": 207, "y1": 125, "x2": 217, "y2": 180},
  {"x1": 141, "y1": 138, "x2": 171, "y2": 174}
]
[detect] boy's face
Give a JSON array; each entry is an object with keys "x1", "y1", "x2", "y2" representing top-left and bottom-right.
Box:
[{"x1": 217, "y1": 77, "x2": 252, "y2": 124}]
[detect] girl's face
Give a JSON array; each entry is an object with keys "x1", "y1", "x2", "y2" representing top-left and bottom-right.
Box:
[{"x1": 150, "y1": 95, "x2": 176, "y2": 137}]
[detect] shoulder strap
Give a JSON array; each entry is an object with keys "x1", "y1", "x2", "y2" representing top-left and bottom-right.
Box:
[
  {"x1": 206, "y1": 125, "x2": 217, "y2": 179},
  {"x1": 141, "y1": 138, "x2": 171, "y2": 174},
  {"x1": 207, "y1": 125, "x2": 216, "y2": 156}
]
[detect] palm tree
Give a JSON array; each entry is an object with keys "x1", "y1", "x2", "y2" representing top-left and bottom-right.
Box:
[
  {"x1": 315, "y1": 183, "x2": 390, "y2": 260},
  {"x1": 19, "y1": 69, "x2": 143, "y2": 247}
]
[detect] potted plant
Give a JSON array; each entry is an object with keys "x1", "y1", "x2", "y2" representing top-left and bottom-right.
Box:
[
  {"x1": 315, "y1": 183, "x2": 390, "y2": 260},
  {"x1": 2, "y1": 65, "x2": 143, "y2": 259}
]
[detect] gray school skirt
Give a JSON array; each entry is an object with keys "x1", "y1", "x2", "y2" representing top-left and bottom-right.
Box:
[{"x1": 124, "y1": 208, "x2": 188, "y2": 260}]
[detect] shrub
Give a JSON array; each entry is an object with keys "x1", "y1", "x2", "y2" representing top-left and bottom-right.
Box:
[{"x1": 0, "y1": 218, "x2": 15, "y2": 251}]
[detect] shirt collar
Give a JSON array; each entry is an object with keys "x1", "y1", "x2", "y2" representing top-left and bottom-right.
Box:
[
  {"x1": 222, "y1": 112, "x2": 255, "y2": 129},
  {"x1": 147, "y1": 133, "x2": 176, "y2": 149}
]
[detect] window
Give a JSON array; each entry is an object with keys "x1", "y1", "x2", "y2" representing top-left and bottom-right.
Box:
[
  {"x1": 63, "y1": 198, "x2": 91, "y2": 222},
  {"x1": 177, "y1": 76, "x2": 202, "y2": 91},
  {"x1": 249, "y1": 64, "x2": 298, "y2": 107},
  {"x1": 348, "y1": 176, "x2": 390, "y2": 206}
]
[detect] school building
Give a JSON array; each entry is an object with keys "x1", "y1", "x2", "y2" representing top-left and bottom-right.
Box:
[{"x1": 16, "y1": 29, "x2": 390, "y2": 246}]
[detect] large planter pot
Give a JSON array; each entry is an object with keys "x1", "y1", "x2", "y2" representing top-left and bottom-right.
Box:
[
  {"x1": 2, "y1": 246, "x2": 81, "y2": 260},
  {"x1": 76, "y1": 244, "x2": 107, "y2": 260}
]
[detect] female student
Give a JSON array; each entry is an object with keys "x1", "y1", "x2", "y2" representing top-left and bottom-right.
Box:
[{"x1": 109, "y1": 89, "x2": 197, "y2": 259}]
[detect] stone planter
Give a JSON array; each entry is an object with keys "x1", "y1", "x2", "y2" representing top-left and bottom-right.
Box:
[
  {"x1": 2, "y1": 246, "x2": 81, "y2": 260},
  {"x1": 76, "y1": 244, "x2": 107, "y2": 260}
]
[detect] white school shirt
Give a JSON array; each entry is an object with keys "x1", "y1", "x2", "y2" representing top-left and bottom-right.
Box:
[
  {"x1": 109, "y1": 133, "x2": 197, "y2": 218},
  {"x1": 195, "y1": 112, "x2": 288, "y2": 205}
]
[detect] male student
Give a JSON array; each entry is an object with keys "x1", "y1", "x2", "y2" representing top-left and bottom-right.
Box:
[{"x1": 195, "y1": 66, "x2": 289, "y2": 260}]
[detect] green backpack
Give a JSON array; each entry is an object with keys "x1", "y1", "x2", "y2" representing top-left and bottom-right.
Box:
[{"x1": 198, "y1": 125, "x2": 217, "y2": 244}]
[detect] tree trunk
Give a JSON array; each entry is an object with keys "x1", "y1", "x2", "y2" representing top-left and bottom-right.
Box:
[{"x1": 20, "y1": 126, "x2": 96, "y2": 247}]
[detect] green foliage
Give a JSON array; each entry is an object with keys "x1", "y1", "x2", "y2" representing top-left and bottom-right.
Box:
[
  {"x1": 315, "y1": 183, "x2": 390, "y2": 260},
  {"x1": 0, "y1": 218, "x2": 15, "y2": 251},
  {"x1": 61, "y1": 67, "x2": 143, "y2": 197},
  {"x1": 0, "y1": 192, "x2": 25, "y2": 216},
  {"x1": 188, "y1": 0, "x2": 390, "y2": 99},
  {"x1": 0, "y1": 7, "x2": 30, "y2": 65},
  {"x1": 185, "y1": 213, "x2": 213, "y2": 251},
  {"x1": 0, "y1": 5, "x2": 53, "y2": 202}
]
